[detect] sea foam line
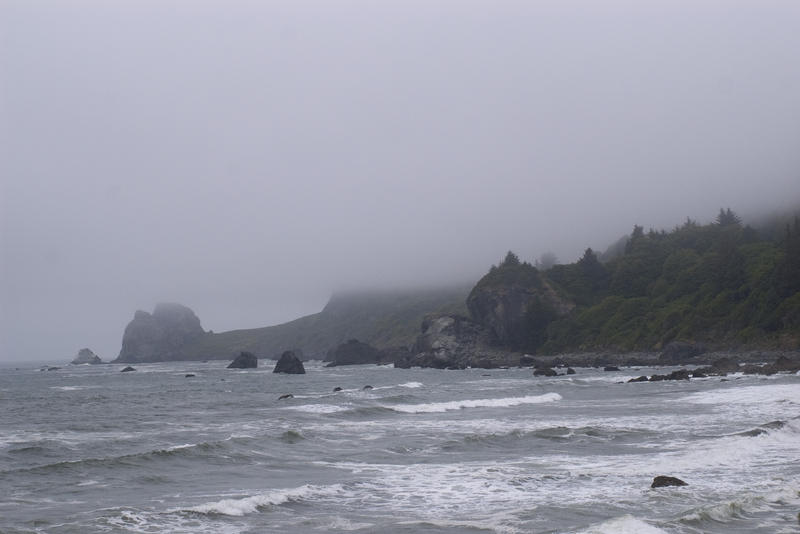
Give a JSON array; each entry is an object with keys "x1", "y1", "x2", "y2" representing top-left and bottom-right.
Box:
[
  {"x1": 389, "y1": 393, "x2": 562, "y2": 413},
  {"x1": 184, "y1": 484, "x2": 344, "y2": 516}
]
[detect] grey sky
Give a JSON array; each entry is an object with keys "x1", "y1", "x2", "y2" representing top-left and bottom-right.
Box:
[{"x1": 2, "y1": 0, "x2": 799, "y2": 362}]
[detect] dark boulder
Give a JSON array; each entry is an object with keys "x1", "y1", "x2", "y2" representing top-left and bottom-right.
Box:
[
  {"x1": 120, "y1": 366, "x2": 136, "y2": 372},
  {"x1": 566, "y1": 367, "x2": 576, "y2": 375},
  {"x1": 648, "y1": 369, "x2": 691, "y2": 382},
  {"x1": 325, "y1": 339, "x2": 383, "y2": 367},
  {"x1": 772, "y1": 355, "x2": 800, "y2": 373},
  {"x1": 278, "y1": 394, "x2": 294, "y2": 400},
  {"x1": 333, "y1": 387, "x2": 343, "y2": 392},
  {"x1": 604, "y1": 366, "x2": 620, "y2": 372},
  {"x1": 711, "y1": 357, "x2": 740, "y2": 374},
  {"x1": 273, "y1": 351, "x2": 305, "y2": 374},
  {"x1": 628, "y1": 375, "x2": 649, "y2": 383},
  {"x1": 651, "y1": 475, "x2": 688, "y2": 488},
  {"x1": 71, "y1": 348, "x2": 102, "y2": 365},
  {"x1": 227, "y1": 351, "x2": 258, "y2": 369},
  {"x1": 533, "y1": 367, "x2": 558, "y2": 377},
  {"x1": 185, "y1": 373, "x2": 195, "y2": 378},
  {"x1": 362, "y1": 385, "x2": 373, "y2": 390},
  {"x1": 658, "y1": 341, "x2": 706, "y2": 364}
]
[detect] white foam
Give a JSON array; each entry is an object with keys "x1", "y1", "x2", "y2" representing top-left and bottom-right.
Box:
[
  {"x1": 286, "y1": 404, "x2": 349, "y2": 414},
  {"x1": 186, "y1": 484, "x2": 344, "y2": 516},
  {"x1": 580, "y1": 515, "x2": 668, "y2": 534},
  {"x1": 389, "y1": 392, "x2": 562, "y2": 413},
  {"x1": 684, "y1": 383, "x2": 800, "y2": 406}
]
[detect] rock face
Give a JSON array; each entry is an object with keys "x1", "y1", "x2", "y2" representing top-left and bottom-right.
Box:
[
  {"x1": 115, "y1": 303, "x2": 206, "y2": 363},
  {"x1": 658, "y1": 341, "x2": 706, "y2": 364},
  {"x1": 71, "y1": 348, "x2": 102, "y2": 365},
  {"x1": 466, "y1": 262, "x2": 574, "y2": 351},
  {"x1": 395, "y1": 314, "x2": 515, "y2": 369},
  {"x1": 273, "y1": 351, "x2": 306, "y2": 374},
  {"x1": 325, "y1": 339, "x2": 384, "y2": 367},
  {"x1": 227, "y1": 351, "x2": 258, "y2": 369}
]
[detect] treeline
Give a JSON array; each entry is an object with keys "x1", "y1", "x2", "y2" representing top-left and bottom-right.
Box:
[{"x1": 500, "y1": 209, "x2": 800, "y2": 352}]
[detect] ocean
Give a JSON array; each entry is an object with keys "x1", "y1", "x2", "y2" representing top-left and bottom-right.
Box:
[{"x1": 0, "y1": 360, "x2": 798, "y2": 533}]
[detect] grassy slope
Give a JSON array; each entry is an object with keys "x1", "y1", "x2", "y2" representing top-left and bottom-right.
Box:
[{"x1": 183, "y1": 286, "x2": 470, "y2": 360}]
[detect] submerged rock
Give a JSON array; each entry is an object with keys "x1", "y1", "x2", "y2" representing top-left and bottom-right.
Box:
[
  {"x1": 651, "y1": 475, "x2": 688, "y2": 488},
  {"x1": 71, "y1": 348, "x2": 102, "y2": 365},
  {"x1": 278, "y1": 394, "x2": 294, "y2": 400},
  {"x1": 227, "y1": 352, "x2": 258, "y2": 369},
  {"x1": 273, "y1": 351, "x2": 305, "y2": 374},
  {"x1": 603, "y1": 366, "x2": 620, "y2": 372},
  {"x1": 533, "y1": 367, "x2": 557, "y2": 377},
  {"x1": 120, "y1": 366, "x2": 136, "y2": 372}
]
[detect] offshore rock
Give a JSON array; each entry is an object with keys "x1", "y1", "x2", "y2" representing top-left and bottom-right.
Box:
[
  {"x1": 120, "y1": 366, "x2": 136, "y2": 372},
  {"x1": 533, "y1": 367, "x2": 558, "y2": 377},
  {"x1": 273, "y1": 351, "x2": 305, "y2": 374},
  {"x1": 227, "y1": 351, "x2": 258, "y2": 369},
  {"x1": 651, "y1": 475, "x2": 688, "y2": 488},
  {"x1": 466, "y1": 262, "x2": 574, "y2": 350},
  {"x1": 71, "y1": 348, "x2": 102, "y2": 365},
  {"x1": 115, "y1": 303, "x2": 206, "y2": 363},
  {"x1": 325, "y1": 339, "x2": 384, "y2": 367}
]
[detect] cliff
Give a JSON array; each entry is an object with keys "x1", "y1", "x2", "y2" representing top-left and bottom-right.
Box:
[{"x1": 467, "y1": 257, "x2": 574, "y2": 352}]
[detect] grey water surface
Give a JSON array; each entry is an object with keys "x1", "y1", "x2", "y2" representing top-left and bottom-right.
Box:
[{"x1": 1, "y1": 360, "x2": 798, "y2": 533}]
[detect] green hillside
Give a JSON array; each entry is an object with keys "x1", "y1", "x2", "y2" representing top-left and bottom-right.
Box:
[
  {"x1": 183, "y1": 286, "x2": 470, "y2": 360},
  {"x1": 525, "y1": 209, "x2": 800, "y2": 352}
]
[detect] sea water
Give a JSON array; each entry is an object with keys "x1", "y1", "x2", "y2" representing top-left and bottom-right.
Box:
[{"x1": 0, "y1": 360, "x2": 798, "y2": 533}]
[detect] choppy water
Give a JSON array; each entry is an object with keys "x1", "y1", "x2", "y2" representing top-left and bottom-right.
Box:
[{"x1": 1, "y1": 360, "x2": 799, "y2": 533}]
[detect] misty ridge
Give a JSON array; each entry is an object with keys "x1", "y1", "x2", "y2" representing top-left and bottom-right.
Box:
[
  {"x1": 105, "y1": 204, "x2": 800, "y2": 369},
  {"x1": 1, "y1": 1, "x2": 800, "y2": 363}
]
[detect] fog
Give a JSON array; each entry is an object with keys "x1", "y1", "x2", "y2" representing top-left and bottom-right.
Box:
[{"x1": 2, "y1": 1, "x2": 799, "y2": 362}]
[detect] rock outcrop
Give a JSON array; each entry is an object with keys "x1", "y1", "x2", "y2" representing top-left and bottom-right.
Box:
[
  {"x1": 395, "y1": 314, "x2": 516, "y2": 369},
  {"x1": 227, "y1": 351, "x2": 258, "y2": 369},
  {"x1": 658, "y1": 341, "x2": 706, "y2": 364},
  {"x1": 71, "y1": 348, "x2": 102, "y2": 365},
  {"x1": 115, "y1": 303, "x2": 206, "y2": 363},
  {"x1": 466, "y1": 262, "x2": 574, "y2": 351},
  {"x1": 325, "y1": 339, "x2": 384, "y2": 367},
  {"x1": 273, "y1": 351, "x2": 305, "y2": 374}
]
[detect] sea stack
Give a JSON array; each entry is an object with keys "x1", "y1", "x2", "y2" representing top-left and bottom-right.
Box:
[
  {"x1": 273, "y1": 351, "x2": 305, "y2": 374},
  {"x1": 227, "y1": 351, "x2": 258, "y2": 369},
  {"x1": 71, "y1": 348, "x2": 102, "y2": 365}
]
